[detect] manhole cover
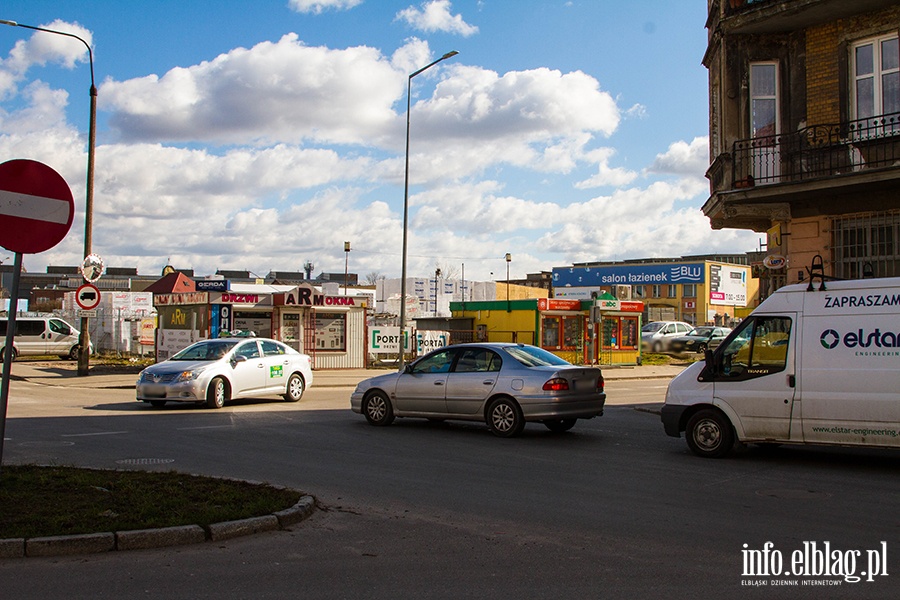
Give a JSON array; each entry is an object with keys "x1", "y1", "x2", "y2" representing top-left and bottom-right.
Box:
[
  {"x1": 756, "y1": 488, "x2": 832, "y2": 500},
  {"x1": 115, "y1": 458, "x2": 176, "y2": 465}
]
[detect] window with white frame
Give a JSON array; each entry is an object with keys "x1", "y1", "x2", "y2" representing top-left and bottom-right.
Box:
[
  {"x1": 651, "y1": 285, "x2": 661, "y2": 298},
  {"x1": 852, "y1": 34, "x2": 900, "y2": 122},
  {"x1": 749, "y1": 62, "x2": 780, "y2": 182},
  {"x1": 683, "y1": 284, "x2": 697, "y2": 297},
  {"x1": 667, "y1": 285, "x2": 677, "y2": 298}
]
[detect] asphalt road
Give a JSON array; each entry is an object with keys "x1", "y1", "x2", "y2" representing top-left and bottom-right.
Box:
[{"x1": 0, "y1": 377, "x2": 897, "y2": 599}]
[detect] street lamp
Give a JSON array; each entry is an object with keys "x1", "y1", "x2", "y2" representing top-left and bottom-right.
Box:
[
  {"x1": 399, "y1": 50, "x2": 458, "y2": 369},
  {"x1": 1, "y1": 19, "x2": 97, "y2": 376},
  {"x1": 343, "y1": 241, "x2": 351, "y2": 294},
  {"x1": 505, "y1": 253, "x2": 512, "y2": 312}
]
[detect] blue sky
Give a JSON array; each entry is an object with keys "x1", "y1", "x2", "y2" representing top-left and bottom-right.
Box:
[{"x1": 0, "y1": 0, "x2": 759, "y2": 282}]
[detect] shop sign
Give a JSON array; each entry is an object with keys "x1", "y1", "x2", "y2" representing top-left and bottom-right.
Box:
[
  {"x1": 210, "y1": 292, "x2": 272, "y2": 307},
  {"x1": 619, "y1": 301, "x2": 644, "y2": 312},
  {"x1": 537, "y1": 298, "x2": 582, "y2": 311},
  {"x1": 196, "y1": 280, "x2": 229, "y2": 292},
  {"x1": 553, "y1": 263, "x2": 704, "y2": 287},
  {"x1": 416, "y1": 330, "x2": 449, "y2": 353},
  {"x1": 369, "y1": 327, "x2": 411, "y2": 354},
  {"x1": 285, "y1": 285, "x2": 360, "y2": 307},
  {"x1": 593, "y1": 299, "x2": 644, "y2": 313},
  {"x1": 154, "y1": 292, "x2": 209, "y2": 306}
]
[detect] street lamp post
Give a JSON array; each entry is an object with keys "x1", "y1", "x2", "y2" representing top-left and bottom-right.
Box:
[
  {"x1": 505, "y1": 253, "x2": 512, "y2": 312},
  {"x1": 1, "y1": 19, "x2": 97, "y2": 376},
  {"x1": 399, "y1": 50, "x2": 458, "y2": 369}
]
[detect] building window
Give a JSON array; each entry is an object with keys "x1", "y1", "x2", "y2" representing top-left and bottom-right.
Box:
[
  {"x1": 601, "y1": 316, "x2": 638, "y2": 350},
  {"x1": 832, "y1": 211, "x2": 900, "y2": 279},
  {"x1": 667, "y1": 285, "x2": 677, "y2": 298},
  {"x1": 651, "y1": 285, "x2": 661, "y2": 298},
  {"x1": 852, "y1": 35, "x2": 900, "y2": 121},
  {"x1": 633, "y1": 285, "x2": 645, "y2": 298},
  {"x1": 750, "y1": 61, "x2": 780, "y2": 182},
  {"x1": 683, "y1": 284, "x2": 697, "y2": 297}
]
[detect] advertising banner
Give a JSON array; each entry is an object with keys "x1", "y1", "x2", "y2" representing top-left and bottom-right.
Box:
[
  {"x1": 709, "y1": 264, "x2": 748, "y2": 306},
  {"x1": 369, "y1": 327, "x2": 412, "y2": 355}
]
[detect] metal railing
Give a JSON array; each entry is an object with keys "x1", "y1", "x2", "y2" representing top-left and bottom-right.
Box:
[{"x1": 732, "y1": 112, "x2": 900, "y2": 187}]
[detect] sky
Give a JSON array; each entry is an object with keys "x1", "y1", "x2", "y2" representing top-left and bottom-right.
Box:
[{"x1": 0, "y1": 0, "x2": 760, "y2": 283}]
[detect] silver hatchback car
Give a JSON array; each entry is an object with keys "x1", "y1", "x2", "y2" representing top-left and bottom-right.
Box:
[
  {"x1": 351, "y1": 343, "x2": 605, "y2": 437},
  {"x1": 136, "y1": 338, "x2": 313, "y2": 409}
]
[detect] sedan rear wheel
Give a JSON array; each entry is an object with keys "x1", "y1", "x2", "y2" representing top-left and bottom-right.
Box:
[
  {"x1": 543, "y1": 418, "x2": 577, "y2": 433},
  {"x1": 206, "y1": 377, "x2": 228, "y2": 409},
  {"x1": 283, "y1": 373, "x2": 305, "y2": 402},
  {"x1": 487, "y1": 397, "x2": 525, "y2": 438},
  {"x1": 363, "y1": 391, "x2": 394, "y2": 426}
]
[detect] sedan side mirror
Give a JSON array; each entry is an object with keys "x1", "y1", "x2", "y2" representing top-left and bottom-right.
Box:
[{"x1": 231, "y1": 355, "x2": 248, "y2": 366}]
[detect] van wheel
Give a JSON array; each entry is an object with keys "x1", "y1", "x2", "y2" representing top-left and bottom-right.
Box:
[
  {"x1": 685, "y1": 409, "x2": 735, "y2": 458},
  {"x1": 0, "y1": 346, "x2": 16, "y2": 361},
  {"x1": 68, "y1": 345, "x2": 81, "y2": 360}
]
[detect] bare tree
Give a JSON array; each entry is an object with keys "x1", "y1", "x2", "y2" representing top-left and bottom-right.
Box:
[{"x1": 365, "y1": 271, "x2": 385, "y2": 285}]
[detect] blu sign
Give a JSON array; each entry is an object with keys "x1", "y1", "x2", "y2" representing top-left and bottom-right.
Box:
[{"x1": 552, "y1": 264, "x2": 704, "y2": 287}]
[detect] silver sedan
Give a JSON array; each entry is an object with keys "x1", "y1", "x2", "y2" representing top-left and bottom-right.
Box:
[
  {"x1": 351, "y1": 343, "x2": 605, "y2": 437},
  {"x1": 136, "y1": 337, "x2": 313, "y2": 409}
]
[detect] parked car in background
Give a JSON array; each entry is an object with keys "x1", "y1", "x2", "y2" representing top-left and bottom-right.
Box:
[
  {"x1": 0, "y1": 317, "x2": 91, "y2": 360},
  {"x1": 136, "y1": 337, "x2": 312, "y2": 409},
  {"x1": 668, "y1": 326, "x2": 732, "y2": 354},
  {"x1": 351, "y1": 343, "x2": 606, "y2": 437},
  {"x1": 641, "y1": 321, "x2": 693, "y2": 352}
]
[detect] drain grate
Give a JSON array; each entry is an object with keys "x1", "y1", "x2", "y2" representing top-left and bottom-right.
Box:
[{"x1": 116, "y1": 458, "x2": 176, "y2": 465}]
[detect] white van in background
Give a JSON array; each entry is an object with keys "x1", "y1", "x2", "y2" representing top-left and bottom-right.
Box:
[
  {"x1": 662, "y1": 275, "x2": 900, "y2": 457},
  {"x1": 0, "y1": 317, "x2": 87, "y2": 360}
]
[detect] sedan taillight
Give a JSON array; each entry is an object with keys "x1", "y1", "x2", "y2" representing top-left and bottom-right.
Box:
[
  {"x1": 597, "y1": 375, "x2": 605, "y2": 393},
  {"x1": 543, "y1": 378, "x2": 569, "y2": 391}
]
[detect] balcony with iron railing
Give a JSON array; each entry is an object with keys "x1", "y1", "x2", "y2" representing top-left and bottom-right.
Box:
[{"x1": 728, "y1": 112, "x2": 900, "y2": 189}]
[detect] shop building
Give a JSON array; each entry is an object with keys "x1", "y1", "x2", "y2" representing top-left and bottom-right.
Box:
[
  {"x1": 450, "y1": 296, "x2": 644, "y2": 366},
  {"x1": 552, "y1": 258, "x2": 758, "y2": 326},
  {"x1": 151, "y1": 281, "x2": 368, "y2": 369}
]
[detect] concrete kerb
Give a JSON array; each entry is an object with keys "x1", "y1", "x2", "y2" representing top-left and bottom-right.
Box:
[{"x1": 0, "y1": 494, "x2": 317, "y2": 559}]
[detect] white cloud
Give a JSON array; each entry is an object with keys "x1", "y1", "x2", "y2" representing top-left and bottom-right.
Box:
[
  {"x1": 288, "y1": 0, "x2": 364, "y2": 14},
  {"x1": 574, "y1": 147, "x2": 638, "y2": 189},
  {"x1": 647, "y1": 136, "x2": 709, "y2": 177},
  {"x1": 100, "y1": 34, "x2": 402, "y2": 146},
  {"x1": 396, "y1": 1, "x2": 479, "y2": 37}
]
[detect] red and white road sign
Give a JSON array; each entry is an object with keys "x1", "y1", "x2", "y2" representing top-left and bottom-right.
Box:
[
  {"x1": 76, "y1": 283, "x2": 101, "y2": 310},
  {"x1": 0, "y1": 159, "x2": 74, "y2": 254}
]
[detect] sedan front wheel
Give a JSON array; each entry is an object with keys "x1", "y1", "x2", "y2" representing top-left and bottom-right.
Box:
[
  {"x1": 206, "y1": 377, "x2": 228, "y2": 409},
  {"x1": 363, "y1": 391, "x2": 395, "y2": 426}
]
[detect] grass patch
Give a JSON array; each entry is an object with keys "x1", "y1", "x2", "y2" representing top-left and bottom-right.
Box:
[{"x1": 0, "y1": 465, "x2": 302, "y2": 539}]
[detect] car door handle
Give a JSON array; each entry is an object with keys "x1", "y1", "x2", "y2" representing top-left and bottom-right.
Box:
[
  {"x1": 434, "y1": 381, "x2": 444, "y2": 386},
  {"x1": 483, "y1": 380, "x2": 494, "y2": 385}
]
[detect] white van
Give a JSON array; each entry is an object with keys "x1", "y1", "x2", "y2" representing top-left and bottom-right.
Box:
[
  {"x1": 662, "y1": 275, "x2": 900, "y2": 457},
  {"x1": 0, "y1": 317, "x2": 86, "y2": 360}
]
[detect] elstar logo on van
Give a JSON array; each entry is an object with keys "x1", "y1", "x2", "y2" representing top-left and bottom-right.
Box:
[{"x1": 820, "y1": 329, "x2": 840, "y2": 349}]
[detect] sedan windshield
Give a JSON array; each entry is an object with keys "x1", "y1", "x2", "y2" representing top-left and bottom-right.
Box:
[
  {"x1": 171, "y1": 340, "x2": 238, "y2": 361},
  {"x1": 688, "y1": 327, "x2": 715, "y2": 337},
  {"x1": 503, "y1": 345, "x2": 570, "y2": 367},
  {"x1": 641, "y1": 323, "x2": 664, "y2": 333}
]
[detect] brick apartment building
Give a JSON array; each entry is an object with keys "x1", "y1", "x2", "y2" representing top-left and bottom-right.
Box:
[{"x1": 703, "y1": 0, "x2": 900, "y2": 298}]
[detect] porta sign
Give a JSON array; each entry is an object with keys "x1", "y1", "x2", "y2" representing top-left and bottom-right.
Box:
[{"x1": 0, "y1": 159, "x2": 74, "y2": 254}]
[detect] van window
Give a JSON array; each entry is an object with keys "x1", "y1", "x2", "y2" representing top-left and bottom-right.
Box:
[
  {"x1": 49, "y1": 319, "x2": 72, "y2": 335},
  {"x1": 716, "y1": 316, "x2": 792, "y2": 380},
  {"x1": 15, "y1": 320, "x2": 45, "y2": 336}
]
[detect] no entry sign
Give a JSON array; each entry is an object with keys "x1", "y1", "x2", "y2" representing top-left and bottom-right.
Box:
[{"x1": 0, "y1": 159, "x2": 74, "y2": 254}]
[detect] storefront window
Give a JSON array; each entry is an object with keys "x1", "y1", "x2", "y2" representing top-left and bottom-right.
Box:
[
  {"x1": 542, "y1": 317, "x2": 560, "y2": 348},
  {"x1": 602, "y1": 316, "x2": 639, "y2": 349},
  {"x1": 234, "y1": 311, "x2": 272, "y2": 338},
  {"x1": 542, "y1": 315, "x2": 582, "y2": 350},
  {"x1": 563, "y1": 317, "x2": 581, "y2": 349},
  {"x1": 314, "y1": 312, "x2": 346, "y2": 351}
]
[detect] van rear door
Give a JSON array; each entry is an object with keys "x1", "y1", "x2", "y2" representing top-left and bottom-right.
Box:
[{"x1": 708, "y1": 314, "x2": 797, "y2": 441}]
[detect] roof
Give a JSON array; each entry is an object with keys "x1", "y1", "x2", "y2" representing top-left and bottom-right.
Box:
[{"x1": 143, "y1": 272, "x2": 197, "y2": 294}]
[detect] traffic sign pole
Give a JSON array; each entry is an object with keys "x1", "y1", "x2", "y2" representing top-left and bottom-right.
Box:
[{"x1": 0, "y1": 252, "x2": 23, "y2": 473}]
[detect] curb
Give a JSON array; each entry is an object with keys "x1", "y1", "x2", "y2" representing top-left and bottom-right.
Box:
[{"x1": 0, "y1": 494, "x2": 316, "y2": 559}]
